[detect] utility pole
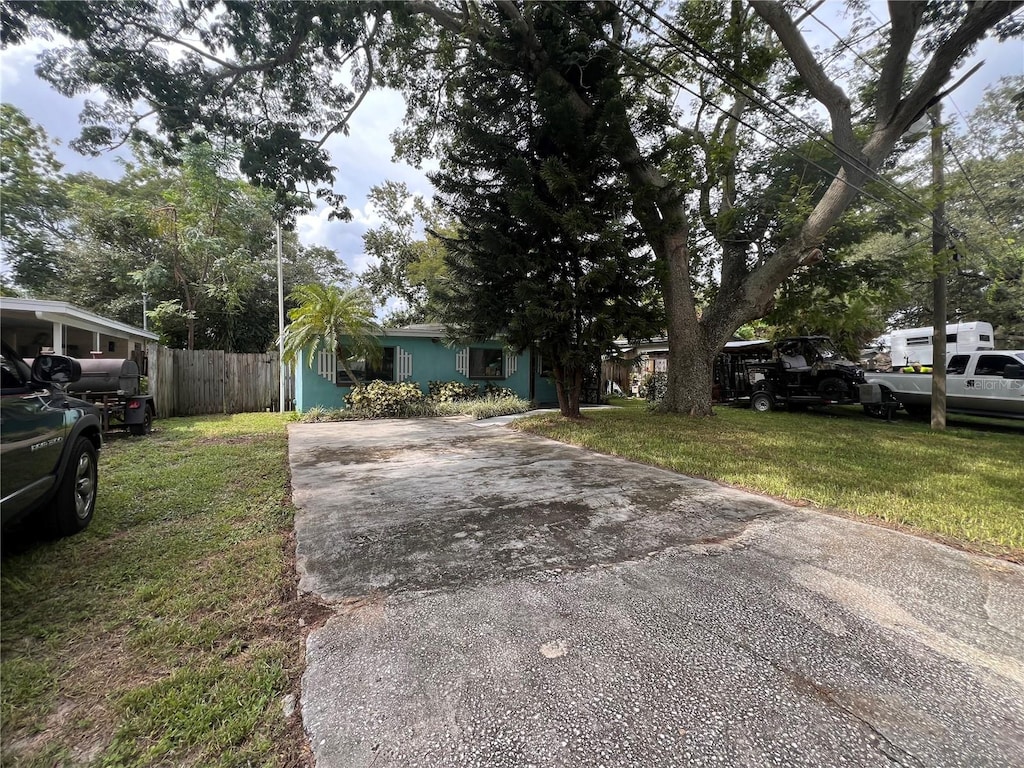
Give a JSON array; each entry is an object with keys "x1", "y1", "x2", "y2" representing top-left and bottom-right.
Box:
[
  {"x1": 930, "y1": 103, "x2": 947, "y2": 431},
  {"x1": 277, "y1": 222, "x2": 286, "y2": 413}
]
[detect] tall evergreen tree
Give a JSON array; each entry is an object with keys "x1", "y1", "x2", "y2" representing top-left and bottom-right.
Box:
[{"x1": 432, "y1": 5, "x2": 661, "y2": 418}]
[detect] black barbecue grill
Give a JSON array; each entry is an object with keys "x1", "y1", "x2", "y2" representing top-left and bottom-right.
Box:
[
  {"x1": 50, "y1": 357, "x2": 156, "y2": 434},
  {"x1": 66, "y1": 358, "x2": 142, "y2": 397}
]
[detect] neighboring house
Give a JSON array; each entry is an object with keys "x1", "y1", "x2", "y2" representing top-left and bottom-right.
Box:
[
  {"x1": 603, "y1": 336, "x2": 669, "y2": 397},
  {"x1": 0, "y1": 297, "x2": 158, "y2": 363},
  {"x1": 293, "y1": 323, "x2": 559, "y2": 412}
]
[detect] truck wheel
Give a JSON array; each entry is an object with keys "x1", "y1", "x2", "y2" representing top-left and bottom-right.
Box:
[
  {"x1": 51, "y1": 437, "x2": 97, "y2": 537},
  {"x1": 818, "y1": 377, "x2": 848, "y2": 400},
  {"x1": 751, "y1": 392, "x2": 774, "y2": 413},
  {"x1": 129, "y1": 408, "x2": 153, "y2": 436}
]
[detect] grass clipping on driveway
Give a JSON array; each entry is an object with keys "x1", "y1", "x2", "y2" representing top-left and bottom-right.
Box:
[
  {"x1": 1, "y1": 414, "x2": 316, "y2": 768},
  {"x1": 514, "y1": 403, "x2": 1024, "y2": 559}
]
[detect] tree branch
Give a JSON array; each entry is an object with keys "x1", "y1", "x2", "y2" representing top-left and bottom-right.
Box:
[
  {"x1": 495, "y1": 0, "x2": 529, "y2": 36},
  {"x1": 889, "y1": 0, "x2": 1023, "y2": 136},
  {"x1": 750, "y1": 1, "x2": 857, "y2": 157},
  {"x1": 406, "y1": 1, "x2": 480, "y2": 40},
  {"x1": 875, "y1": 1, "x2": 924, "y2": 126},
  {"x1": 314, "y1": 17, "x2": 382, "y2": 150}
]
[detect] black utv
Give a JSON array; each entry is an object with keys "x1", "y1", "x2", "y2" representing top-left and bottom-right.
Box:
[
  {"x1": 745, "y1": 336, "x2": 866, "y2": 412},
  {"x1": 713, "y1": 336, "x2": 866, "y2": 412}
]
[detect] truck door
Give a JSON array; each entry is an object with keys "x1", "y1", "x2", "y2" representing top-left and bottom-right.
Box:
[
  {"x1": 945, "y1": 354, "x2": 971, "y2": 404},
  {"x1": 963, "y1": 354, "x2": 1024, "y2": 416},
  {"x1": 1, "y1": 347, "x2": 68, "y2": 523}
]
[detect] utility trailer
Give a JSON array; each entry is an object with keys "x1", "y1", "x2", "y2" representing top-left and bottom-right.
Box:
[
  {"x1": 714, "y1": 336, "x2": 866, "y2": 412},
  {"x1": 64, "y1": 358, "x2": 156, "y2": 435}
]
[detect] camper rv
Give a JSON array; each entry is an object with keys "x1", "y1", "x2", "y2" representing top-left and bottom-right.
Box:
[{"x1": 888, "y1": 321, "x2": 994, "y2": 369}]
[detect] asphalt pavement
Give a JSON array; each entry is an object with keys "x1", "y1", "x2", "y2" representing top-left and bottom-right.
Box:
[{"x1": 288, "y1": 415, "x2": 1024, "y2": 768}]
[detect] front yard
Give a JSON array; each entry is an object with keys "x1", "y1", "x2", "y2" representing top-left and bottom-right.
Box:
[
  {"x1": 0, "y1": 414, "x2": 319, "y2": 768},
  {"x1": 515, "y1": 400, "x2": 1024, "y2": 560},
  {"x1": 3, "y1": 404, "x2": 1020, "y2": 766}
]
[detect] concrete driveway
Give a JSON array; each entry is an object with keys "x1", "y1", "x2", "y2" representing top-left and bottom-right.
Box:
[{"x1": 289, "y1": 416, "x2": 1024, "y2": 768}]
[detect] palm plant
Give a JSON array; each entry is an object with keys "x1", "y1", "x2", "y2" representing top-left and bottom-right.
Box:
[{"x1": 279, "y1": 284, "x2": 382, "y2": 383}]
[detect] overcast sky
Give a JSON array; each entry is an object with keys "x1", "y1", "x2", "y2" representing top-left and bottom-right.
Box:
[{"x1": 0, "y1": 6, "x2": 1021, "y2": 283}]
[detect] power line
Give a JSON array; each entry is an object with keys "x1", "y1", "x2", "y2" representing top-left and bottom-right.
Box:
[
  {"x1": 617, "y1": 0, "x2": 943, "y2": 226},
  {"x1": 799, "y1": 4, "x2": 882, "y2": 77},
  {"x1": 797, "y1": 1, "x2": 1019, "y2": 263},
  {"x1": 629, "y1": 0, "x2": 1018, "y2": 269}
]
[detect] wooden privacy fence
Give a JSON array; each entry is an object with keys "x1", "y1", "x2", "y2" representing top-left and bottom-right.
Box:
[{"x1": 153, "y1": 347, "x2": 294, "y2": 417}]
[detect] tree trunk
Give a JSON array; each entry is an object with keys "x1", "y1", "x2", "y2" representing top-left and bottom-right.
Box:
[
  {"x1": 662, "y1": 341, "x2": 717, "y2": 416},
  {"x1": 552, "y1": 361, "x2": 583, "y2": 418}
]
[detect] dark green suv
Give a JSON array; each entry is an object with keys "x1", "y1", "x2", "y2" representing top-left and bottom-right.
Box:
[{"x1": 1, "y1": 341, "x2": 103, "y2": 538}]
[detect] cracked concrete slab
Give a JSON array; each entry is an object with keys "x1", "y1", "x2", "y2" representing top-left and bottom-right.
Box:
[{"x1": 290, "y1": 416, "x2": 1024, "y2": 768}]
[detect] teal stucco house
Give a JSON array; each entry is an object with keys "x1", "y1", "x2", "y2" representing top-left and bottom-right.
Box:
[{"x1": 294, "y1": 324, "x2": 558, "y2": 412}]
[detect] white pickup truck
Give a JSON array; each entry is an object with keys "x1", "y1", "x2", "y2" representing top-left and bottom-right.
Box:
[{"x1": 861, "y1": 350, "x2": 1024, "y2": 420}]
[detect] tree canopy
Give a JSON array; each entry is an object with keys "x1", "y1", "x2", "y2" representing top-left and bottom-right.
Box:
[
  {"x1": 358, "y1": 180, "x2": 452, "y2": 326},
  {"x1": 0, "y1": 107, "x2": 350, "y2": 351},
  {"x1": 6, "y1": 1, "x2": 1021, "y2": 410}
]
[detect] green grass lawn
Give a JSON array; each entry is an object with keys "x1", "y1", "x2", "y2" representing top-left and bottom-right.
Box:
[
  {"x1": 1, "y1": 413, "x2": 314, "y2": 768},
  {"x1": 517, "y1": 400, "x2": 1024, "y2": 559}
]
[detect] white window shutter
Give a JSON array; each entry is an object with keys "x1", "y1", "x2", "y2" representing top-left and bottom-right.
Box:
[
  {"x1": 317, "y1": 349, "x2": 337, "y2": 383},
  {"x1": 396, "y1": 347, "x2": 413, "y2": 381},
  {"x1": 456, "y1": 347, "x2": 469, "y2": 376},
  {"x1": 505, "y1": 349, "x2": 518, "y2": 376}
]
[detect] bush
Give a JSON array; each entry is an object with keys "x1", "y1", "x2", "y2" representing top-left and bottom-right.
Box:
[
  {"x1": 483, "y1": 382, "x2": 518, "y2": 400},
  {"x1": 428, "y1": 380, "x2": 480, "y2": 402},
  {"x1": 344, "y1": 380, "x2": 426, "y2": 418},
  {"x1": 300, "y1": 379, "x2": 535, "y2": 421},
  {"x1": 643, "y1": 372, "x2": 668, "y2": 404},
  {"x1": 464, "y1": 395, "x2": 534, "y2": 419},
  {"x1": 299, "y1": 406, "x2": 352, "y2": 422}
]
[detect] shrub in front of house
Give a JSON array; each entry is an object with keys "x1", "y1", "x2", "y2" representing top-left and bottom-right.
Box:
[
  {"x1": 464, "y1": 395, "x2": 533, "y2": 419},
  {"x1": 482, "y1": 382, "x2": 518, "y2": 400},
  {"x1": 300, "y1": 405, "x2": 354, "y2": 422},
  {"x1": 344, "y1": 380, "x2": 426, "y2": 418},
  {"x1": 428, "y1": 380, "x2": 480, "y2": 402},
  {"x1": 304, "y1": 380, "x2": 533, "y2": 421}
]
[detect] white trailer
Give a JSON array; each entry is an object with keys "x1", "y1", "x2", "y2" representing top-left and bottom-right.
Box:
[{"x1": 889, "y1": 321, "x2": 994, "y2": 369}]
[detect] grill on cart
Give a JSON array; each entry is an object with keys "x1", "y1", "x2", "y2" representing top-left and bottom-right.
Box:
[
  {"x1": 64, "y1": 358, "x2": 155, "y2": 435},
  {"x1": 67, "y1": 358, "x2": 142, "y2": 398}
]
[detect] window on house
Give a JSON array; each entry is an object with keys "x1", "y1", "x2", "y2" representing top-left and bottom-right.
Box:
[
  {"x1": 469, "y1": 347, "x2": 503, "y2": 379},
  {"x1": 338, "y1": 347, "x2": 395, "y2": 386}
]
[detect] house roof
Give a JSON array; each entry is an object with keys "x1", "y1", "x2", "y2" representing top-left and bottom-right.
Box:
[
  {"x1": 385, "y1": 323, "x2": 449, "y2": 338},
  {"x1": 0, "y1": 297, "x2": 159, "y2": 341}
]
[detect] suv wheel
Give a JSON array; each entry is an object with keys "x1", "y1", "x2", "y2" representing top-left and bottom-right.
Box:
[{"x1": 52, "y1": 437, "x2": 97, "y2": 537}]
